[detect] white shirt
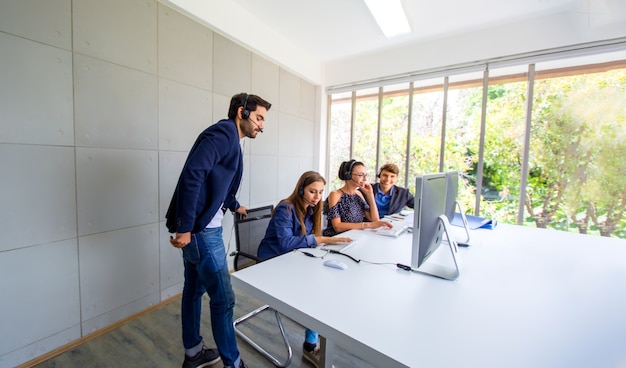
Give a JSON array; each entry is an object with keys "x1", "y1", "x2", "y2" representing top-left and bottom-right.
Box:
[{"x1": 206, "y1": 203, "x2": 224, "y2": 228}]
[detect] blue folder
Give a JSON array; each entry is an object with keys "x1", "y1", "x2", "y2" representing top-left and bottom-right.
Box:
[{"x1": 451, "y1": 213, "x2": 497, "y2": 230}]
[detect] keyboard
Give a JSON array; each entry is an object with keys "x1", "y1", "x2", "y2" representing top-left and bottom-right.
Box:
[
  {"x1": 375, "y1": 222, "x2": 409, "y2": 237},
  {"x1": 320, "y1": 239, "x2": 359, "y2": 252}
]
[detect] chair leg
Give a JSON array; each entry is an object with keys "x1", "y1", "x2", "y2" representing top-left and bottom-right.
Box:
[{"x1": 234, "y1": 305, "x2": 293, "y2": 367}]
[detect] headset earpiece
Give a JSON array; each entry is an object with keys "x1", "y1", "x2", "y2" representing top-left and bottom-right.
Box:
[
  {"x1": 298, "y1": 185, "x2": 304, "y2": 197},
  {"x1": 241, "y1": 94, "x2": 250, "y2": 120},
  {"x1": 339, "y1": 159, "x2": 357, "y2": 181}
]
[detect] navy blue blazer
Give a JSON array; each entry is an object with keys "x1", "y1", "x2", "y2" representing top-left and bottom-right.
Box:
[{"x1": 166, "y1": 119, "x2": 242, "y2": 234}]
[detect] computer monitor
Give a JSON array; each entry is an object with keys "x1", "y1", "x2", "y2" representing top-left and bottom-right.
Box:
[
  {"x1": 444, "y1": 170, "x2": 471, "y2": 246},
  {"x1": 411, "y1": 172, "x2": 460, "y2": 280},
  {"x1": 444, "y1": 170, "x2": 459, "y2": 222}
]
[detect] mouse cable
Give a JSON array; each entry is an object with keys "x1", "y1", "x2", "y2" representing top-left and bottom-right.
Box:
[
  {"x1": 326, "y1": 249, "x2": 360, "y2": 263},
  {"x1": 297, "y1": 250, "x2": 398, "y2": 269},
  {"x1": 297, "y1": 250, "x2": 325, "y2": 258},
  {"x1": 297, "y1": 249, "x2": 360, "y2": 263},
  {"x1": 359, "y1": 259, "x2": 397, "y2": 267}
]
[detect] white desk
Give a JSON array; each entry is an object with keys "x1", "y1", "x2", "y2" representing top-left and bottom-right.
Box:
[{"x1": 231, "y1": 225, "x2": 626, "y2": 368}]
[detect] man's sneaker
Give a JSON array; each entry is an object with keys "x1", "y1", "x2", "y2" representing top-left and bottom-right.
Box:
[
  {"x1": 302, "y1": 343, "x2": 320, "y2": 368},
  {"x1": 238, "y1": 360, "x2": 248, "y2": 368},
  {"x1": 182, "y1": 345, "x2": 221, "y2": 368},
  {"x1": 302, "y1": 344, "x2": 334, "y2": 368}
]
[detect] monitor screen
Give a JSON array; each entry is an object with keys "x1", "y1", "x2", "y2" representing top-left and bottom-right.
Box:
[
  {"x1": 411, "y1": 172, "x2": 448, "y2": 269},
  {"x1": 444, "y1": 171, "x2": 459, "y2": 222}
]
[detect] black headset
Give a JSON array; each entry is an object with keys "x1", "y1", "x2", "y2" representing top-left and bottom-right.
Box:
[
  {"x1": 338, "y1": 159, "x2": 357, "y2": 181},
  {"x1": 298, "y1": 172, "x2": 315, "y2": 196},
  {"x1": 241, "y1": 94, "x2": 250, "y2": 120}
]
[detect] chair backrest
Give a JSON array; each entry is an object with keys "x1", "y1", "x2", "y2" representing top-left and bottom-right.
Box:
[{"x1": 233, "y1": 205, "x2": 274, "y2": 271}]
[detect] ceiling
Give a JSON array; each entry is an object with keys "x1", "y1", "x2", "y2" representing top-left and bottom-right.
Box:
[{"x1": 226, "y1": 0, "x2": 595, "y2": 64}]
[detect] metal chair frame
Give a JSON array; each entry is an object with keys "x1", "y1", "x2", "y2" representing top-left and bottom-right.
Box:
[{"x1": 232, "y1": 205, "x2": 292, "y2": 367}]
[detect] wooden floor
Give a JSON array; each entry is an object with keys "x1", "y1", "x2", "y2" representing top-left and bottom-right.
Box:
[{"x1": 31, "y1": 285, "x2": 375, "y2": 368}]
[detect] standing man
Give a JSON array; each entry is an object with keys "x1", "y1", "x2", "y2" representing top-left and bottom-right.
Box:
[
  {"x1": 166, "y1": 93, "x2": 271, "y2": 368},
  {"x1": 372, "y1": 163, "x2": 415, "y2": 218}
]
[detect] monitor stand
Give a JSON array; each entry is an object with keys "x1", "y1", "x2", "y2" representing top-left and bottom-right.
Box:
[
  {"x1": 455, "y1": 201, "x2": 472, "y2": 246},
  {"x1": 412, "y1": 215, "x2": 460, "y2": 281}
]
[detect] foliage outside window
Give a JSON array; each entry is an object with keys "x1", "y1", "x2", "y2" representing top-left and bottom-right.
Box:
[{"x1": 327, "y1": 51, "x2": 626, "y2": 239}]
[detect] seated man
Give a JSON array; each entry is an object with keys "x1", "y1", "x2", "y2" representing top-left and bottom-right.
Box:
[{"x1": 372, "y1": 163, "x2": 414, "y2": 218}]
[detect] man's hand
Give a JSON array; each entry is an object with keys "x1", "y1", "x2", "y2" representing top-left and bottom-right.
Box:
[
  {"x1": 236, "y1": 206, "x2": 248, "y2": 217},
  {"x1": 170, "y1": 232, "x2": 191, "y2": 248}
]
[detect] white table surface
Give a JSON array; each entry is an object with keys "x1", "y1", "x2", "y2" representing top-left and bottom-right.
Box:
[{"x1": 231, "y1": 224, "x2": 626, "y2": 368}]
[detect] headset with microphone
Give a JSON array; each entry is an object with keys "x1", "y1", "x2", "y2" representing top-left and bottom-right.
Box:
[
  {"x1": 339, "y1": 159, "x2": 363, "y2": 188},
  {"x1": 298, "y1": 174, "x2": 318, "y2": 206},
  {"x1": 241, "y1": 94, "x2": 263, "y2": 133}
]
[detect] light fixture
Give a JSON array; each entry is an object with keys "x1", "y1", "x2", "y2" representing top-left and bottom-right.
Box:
[{"x1": 363, "y1": 0, "x2": 411, "y2": 38}]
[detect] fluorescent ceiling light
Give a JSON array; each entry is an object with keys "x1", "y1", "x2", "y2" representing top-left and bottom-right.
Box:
[{"x1": 363, "y1": 0, "x2": 411, "y2": 38}]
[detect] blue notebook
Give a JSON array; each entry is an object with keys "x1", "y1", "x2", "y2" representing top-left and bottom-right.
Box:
[{"x1": 451, "y1": 213, "x2": 497, "y2": 230}]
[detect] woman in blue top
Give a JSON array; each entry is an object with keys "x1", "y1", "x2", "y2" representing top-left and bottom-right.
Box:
[{"x1": 257, "y1": 171, "x2": 350, "y2": 367}]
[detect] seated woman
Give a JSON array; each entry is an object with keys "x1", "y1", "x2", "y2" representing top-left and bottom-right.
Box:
[
  {"x1": 323, "y1": 159, "x2": 392, "y2": 237},
  {"x1": 257, "y1": 171, "x2": 350, "y2": 367},
  {"x1": 372, "y1": 163, "x2": 415, "y2": 218}
]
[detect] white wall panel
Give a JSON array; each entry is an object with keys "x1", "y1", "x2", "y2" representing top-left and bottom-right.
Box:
[
  {"x1": 0, "y1": 34, "x2": 73, "y2": 146},
  {"x1": 279, "y1": 69, "x2": 301, "y2": 117},
  {"x1": 213, "y1": 34, "x2": 251, "y2": 97},
  {"x1": 78, "y1": 223, "x2": 160, "y2": 325},
  {"x1": 159, "y1": 79, "x2": 212, "y2": 151},
  {"x1": 249, "y1": 108, "x2": 279, "y2": 156},
  {"x1": 251, "y1": 55, "x2": 280, "y2": 111},
  {"x1": 249, "y1": 155, "x2": 278, "y2": 205},
  {"x1": 0, "y1": 0, "x2": 71, "y2": 50},
  {"x1": 158, "y1": 4, "x2": 213, "y2": 90},
  {"x1": 0, "y1": 325, "x2": 80, "y2": 368},
  {"x1": 159, "y1": 224, "x2": 183, "y2": 297},
  {"x1": 0, "y1": 239, "x2": 80, "y2": 357},
  {"x1": 212, "y1": 92, "x2": 231, "y2": 125},
  {"x1": 74, "y1": 55, "x2": 158, "y2": 150},
  {"x1": 73, "y1": 0, "x2": 157, "y2": 74},
  {"x1": 278, "y1": 113, "x2": 314, "y2": 158},
  {"x1": 76, "y1": 147, "x2": 158, "y2": 236},
  {"x1": 276, "y1": 156, "x2": 301, "y2": 200},
  {"x1": 300, "y1": 79, "x2": 316, "y2": 120},
  {"x1": 0, "y1": 145, "x2": 76, "y2": 251},
  {"x1": 159, "y1": 150, "x2": 188, "y2": 223},
  {"x1": 238, "y1": 151, "x2": 251, "y2": 207}
]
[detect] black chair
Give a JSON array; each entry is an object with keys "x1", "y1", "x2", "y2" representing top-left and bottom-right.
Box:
[{"x1": 232, "y1": 205, "x2": 292, "y2": 367}]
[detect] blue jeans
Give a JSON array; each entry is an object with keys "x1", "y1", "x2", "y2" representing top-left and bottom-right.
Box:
[
  {"x1": 305, "y1": 328, "x2": 318, "y2": 345},
  {"x1": 181, "y1": 227, "x2": 240, "y2": 367}
]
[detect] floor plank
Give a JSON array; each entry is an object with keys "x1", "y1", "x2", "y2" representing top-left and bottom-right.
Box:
[{"x1": 32, "y1": 285, "x2": 375, "y2": 368}]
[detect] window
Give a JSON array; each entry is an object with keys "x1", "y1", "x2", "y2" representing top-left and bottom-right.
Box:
[{"x1": 327, "y1": 47, "x2": 626, "y2": 239}]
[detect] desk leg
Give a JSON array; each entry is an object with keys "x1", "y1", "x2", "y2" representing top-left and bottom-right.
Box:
[{"x1": 319, "y1": 336, "x2": 335, "y2": 368}]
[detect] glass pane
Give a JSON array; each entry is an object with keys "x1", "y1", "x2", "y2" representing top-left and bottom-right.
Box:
[
  {"x1": 380, "y1": 83, "x2": 410, "y2": 187},
  {"x1": 328, "y1": 91, "x2": 352, "y2": 189},
  {"x1": 408, "y1": 77, "x2": 444, "y2": 193},
  {"x1": 479, "y1": 65, "x2": 528, "y2": 224},
  {"x1": 353, "y1": 87, "x2": 380, "y2": 178},
  {"x1": 528, "y1": 54, "x2": 626, "y2": 238},
  {"x1": 445, "y1": 71, "x2": 484, "y2": 214}
]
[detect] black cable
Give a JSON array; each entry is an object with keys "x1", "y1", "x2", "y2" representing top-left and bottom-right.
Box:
[
  {"x1": 326, "y1": 249, "x2": 360, "y2": 263},
  {"x1": 298, "y1": 249, "x2": 403, "y2": 269},
  {"x1": 297, "y1": 250, "x2": 325, "y2": 259}
]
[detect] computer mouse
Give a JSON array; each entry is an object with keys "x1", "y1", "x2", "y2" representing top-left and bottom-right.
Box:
[{"x1": 323, "y1": 259, "x2": 348, "y2": 270}]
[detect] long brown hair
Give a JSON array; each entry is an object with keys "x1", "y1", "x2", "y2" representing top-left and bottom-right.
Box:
[{"x1": 280, "y1": 171, "x2": 326, "y2": 236}]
